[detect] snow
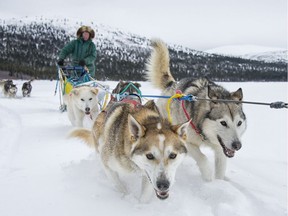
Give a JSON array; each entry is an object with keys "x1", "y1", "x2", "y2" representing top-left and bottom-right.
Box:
[
  {"x1": 205, "y1": 45, "x2": 287, "y2": 63},
  {"x1": 0, "y1": 80, "x2": 287, "y2": 216},
  {"x1": 206, "y1": 45, "x2": 286, "y2": 56}
]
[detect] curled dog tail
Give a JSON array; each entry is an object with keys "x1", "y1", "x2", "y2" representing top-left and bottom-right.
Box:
[
  {"x1": 69, "y1": 129, "x2": 95, "y2": 148},
  {"x1": 145, "y1": 38, "x2": 175, "y2": 90}
]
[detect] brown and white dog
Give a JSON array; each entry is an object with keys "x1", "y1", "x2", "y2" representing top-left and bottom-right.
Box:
[{"x1": 70, "y1": 82, "x2": 190, "y2": 202}]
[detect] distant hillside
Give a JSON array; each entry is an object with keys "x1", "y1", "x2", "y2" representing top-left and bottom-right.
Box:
[
  {"x1": 0, "y1": 17, "x2": 287, "y2": 81},
  {"x1": 206, "y1": 45, "x2": 287, "y2": 63}
]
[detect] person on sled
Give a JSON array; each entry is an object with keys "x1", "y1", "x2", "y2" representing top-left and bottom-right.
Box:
[{"x1": 57, "y1": 26, "x2": 97, "y2": 78}]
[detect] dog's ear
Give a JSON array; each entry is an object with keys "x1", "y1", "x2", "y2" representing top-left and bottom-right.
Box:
[
  {"x1": 128, "y1": 114, "x2": 146, "y2": 142},
  {"x1": 144, "y1": 100, "x2": 160, "y2": 114},
  {"x1": 171, "y1": 120, "x2": 190, "y2": 141},
  {"x1": 207, "y1": 85, "x2": 222, "y2": 106},
  {"x1": 134, "y1": 82, "x2": 141, "y2": 88},
  {"x1": 112, "y1": 81, "x2": 123, "y2": 94},
  {"x1": 91, "y1": 88, "x2": 99, "y2": 95},
  {"x1": 207, "y1": 85, "x2": 218, "y2": 100},
  {"x1": 231, "y1": 88, "x2": 243, "y2": 101}
]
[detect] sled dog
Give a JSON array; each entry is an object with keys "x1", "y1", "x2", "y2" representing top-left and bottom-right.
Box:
[
  {"x1": 84, "y1": 80, "x2": 143, "y2": 150},
  {"x1": 22, "y1": 80, "x2": 33, "y2": 97},
  {"x1": 2, "y1": 80, "x2": 18, "y2": 97},
  {"x1": 145, "y1": 39, "x2": 247, "y2": 180},
  {"x1": 70, "y1": 100, "x2": 189, "y2": 202},
  {"x1": 64, "y1": 85, "x2": 99, "y2": 127},
  {"x1": 111, "y1": 80, "x2": 142, "y2": 102}
]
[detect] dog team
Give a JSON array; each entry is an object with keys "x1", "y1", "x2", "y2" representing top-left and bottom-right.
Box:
[
  {"x1": 0, "y1": 79, "x2": 33, "y2": 98},
  {"x1": 68, "y1": 39, "x2": 247, "y2": 202},
  {"x1": 1, "y1": 39, "x2": 246, "y2": 202}
]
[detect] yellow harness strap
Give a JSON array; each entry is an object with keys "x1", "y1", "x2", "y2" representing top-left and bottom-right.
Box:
[
  {"x1": 166, "y1": 93, "x2": 184, "y2": 123},
  {"x1": 101, "y1": 92, "x2": 110, "y2": 110}
]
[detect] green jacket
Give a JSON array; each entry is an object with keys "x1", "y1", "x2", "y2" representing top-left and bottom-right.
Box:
[{"x1": 59, "y1": 38, "x2": 97, "y2": 77}]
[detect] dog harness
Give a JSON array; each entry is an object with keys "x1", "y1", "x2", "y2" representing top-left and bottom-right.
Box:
[{"x1": 171, "y1": 90, "x2": 206, "y2": 141}]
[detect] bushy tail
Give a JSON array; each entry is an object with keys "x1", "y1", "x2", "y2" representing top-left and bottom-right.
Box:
[
  {"x1": 145, "y1": 39, "x2": 175, "y2": 90},
  {"x1": 69, "y1": 129, "x2": 95, "y2": 148}
]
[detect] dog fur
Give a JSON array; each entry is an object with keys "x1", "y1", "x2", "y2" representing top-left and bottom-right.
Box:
[
  {"x1": 145, "y1": 39, "x2": 247, "y2": 180},
  {"x1": 70, "y1": 99, "x2": 189, "y2": 202},
  {"x1": 86, "y1": 81, "x2": 143, "y2": 149},
  {"x1": 1, "y1": 79, "x2": 18, "y2": 97},
  {"x1": 112, "y1": 80, "x2": 141, "y2": 94},
  {"x1": 22, "y1": 80, "x2": 33, "y2": 97},
  {"x1": 64, "y1": 85, "x2": 99, "y2": 127}
]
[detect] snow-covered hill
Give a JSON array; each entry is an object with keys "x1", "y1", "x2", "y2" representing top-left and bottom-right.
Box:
[
  {"x1": 1, "y1": 16, "x2": 205, "y2": 54},
  {"x1": 0, "y1": 17, "x2": 287, "y2": 81},
  {"x1": 205, "y1": 45, "x2": 287, "y2": 63}
]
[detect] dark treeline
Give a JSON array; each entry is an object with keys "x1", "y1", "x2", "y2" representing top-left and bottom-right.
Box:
[{"x1": 0, "y1": 19, "x2": 287, "y2": 81}]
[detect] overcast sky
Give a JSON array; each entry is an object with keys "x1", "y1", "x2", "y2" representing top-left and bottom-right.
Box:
[{"x1": 0, "y1": 0, "x2": 287, "y2": 51}]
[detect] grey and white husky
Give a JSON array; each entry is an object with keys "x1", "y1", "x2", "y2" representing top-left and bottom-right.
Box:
[
  {"x1": 1, "y1": 79, "x2": 18, "y2": 97},
  {"x1": 22, "y1": 80, "x2": 33, "y2": 97},
  {"x1": 145, "y1": 39, "x2": 247, "y2": 180}
]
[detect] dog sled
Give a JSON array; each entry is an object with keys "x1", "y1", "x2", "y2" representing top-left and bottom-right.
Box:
[{"x1": 55, "y1": 65, "x2": 110, "y2": 112}]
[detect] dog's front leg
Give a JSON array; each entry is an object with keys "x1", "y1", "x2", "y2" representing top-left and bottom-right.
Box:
[
  {"x1": 187, "y1": 144, "x2": 213, "y2": 181},
  {"x1": 214, "y1": 147, "x2": 227, "y2": 179},
  {"x1": 74, "y1": 112, "x2": 85, "y2": 127},
  {"x1": 139, "y1": 175, "x2": 154, "y2": 203},
  {"x1": 103, "y1": 167, "x2": 128, "y2": 195}
]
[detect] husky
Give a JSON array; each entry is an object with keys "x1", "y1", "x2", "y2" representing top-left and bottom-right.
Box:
[
  {"x1": 81, "y1": 80, "x2": 143, "y2": 150},
  {"x1": 22, "y1": 80, "x2": 33, "y2": 97},
  {"x1": 64, "y1": 85, "x2": 99, "y2": 127},
  {"x1": 145, "y1": 39, "x2": 247, "y2": 180},
  {"x1": 2, "y1": 80, "x2": 18, "y2": 97},
  {"x1": 70, "y1": 99, "x2": 189, "y2": 202},
  {"x1": 112, "y1": 80, "x2": 141, "y2": 94}
]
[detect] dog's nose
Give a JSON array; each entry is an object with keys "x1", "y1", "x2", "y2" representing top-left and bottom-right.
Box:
[
  {"x1": 232, "y1": 141, "x2": 242, "y2": 150},
  {"x1": 156, "y1": 180, "x2": 170, "y2": 191},
  {"x1": 85, "y1": 107, "x2": 90, "y2": 112}
]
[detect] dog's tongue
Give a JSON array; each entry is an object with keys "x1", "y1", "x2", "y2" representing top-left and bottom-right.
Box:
[
  {"x1": 155, "y1": 190, "x2": 169, "y2": 200},
  {"x1": 225, "y1": 148, "x2": 235, "y2": 158}
]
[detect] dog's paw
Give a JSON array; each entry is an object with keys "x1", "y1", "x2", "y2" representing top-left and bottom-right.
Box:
[
  {"x1": 202, "y1": 173, "x2": 213, "y2": 182},
  {"x1": 139, "y1": 192, "x2": 153, "y2": 203},
  {"x1": 115, "y1": 183, "x2": 128, "y2": 195},
  {"x1": 200, "y1": 165, "x2": 213, "y2": 182}
]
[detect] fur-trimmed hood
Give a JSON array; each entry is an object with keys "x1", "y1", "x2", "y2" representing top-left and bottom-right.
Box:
[{"x1": 76, "y1": 26, "x2": 95, "y2": 39}]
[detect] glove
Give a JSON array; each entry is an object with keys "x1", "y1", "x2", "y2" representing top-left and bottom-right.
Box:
[
  {"x1": 57, "y1": 59, "x2": 64, "y2": 66},
  {"x1": 79, "y1": 59, "x2": 86, "y2": 66}
]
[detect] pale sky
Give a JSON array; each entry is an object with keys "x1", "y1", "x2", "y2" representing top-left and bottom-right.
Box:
[{"x1": 0, "y1": 0, "x2": 287, "y2": 51}]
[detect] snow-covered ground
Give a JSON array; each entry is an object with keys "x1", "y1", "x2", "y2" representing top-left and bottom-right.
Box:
[{"x1": 0, "y1": 80, "x2": 287, "y2": 216}]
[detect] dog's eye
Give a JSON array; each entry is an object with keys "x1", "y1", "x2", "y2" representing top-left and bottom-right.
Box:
[
  {"x1": 89, "y1": 98, "x2": 92, "y2": 101},
  {"x1": 220, "y1": 121, "x2": 227, "y2": 127},
  {"x1": 237, "y1": 121, "x2": 242, "y2": 126},
  {"x1": 146, "y1": 153, "x2": 155, "y2": 160},
  {"x1": 169, "y1": 153, "x2": 177, "y2": 159},
  {"x1": 81, "y1": 98, "x2": 84, "y2": 101}
]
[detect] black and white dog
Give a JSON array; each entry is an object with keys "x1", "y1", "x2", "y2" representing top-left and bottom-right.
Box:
[
  {"x1": 2, "y1": 79, "x2": 18, "y2": 97},
  {"x1": 22, "y1": 80, "x2": 33, "y2": 97}
]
